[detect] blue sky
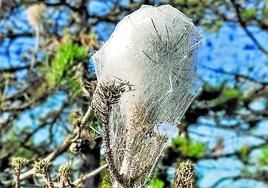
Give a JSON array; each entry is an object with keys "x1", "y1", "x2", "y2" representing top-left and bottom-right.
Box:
[{"x1": 1, "y1": 1, "x2": 268, "y2": 187}]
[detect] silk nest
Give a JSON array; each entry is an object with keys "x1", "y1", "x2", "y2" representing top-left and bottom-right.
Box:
[{"x1": 93, "y1": 4, "x2": 202, "y2": 186}]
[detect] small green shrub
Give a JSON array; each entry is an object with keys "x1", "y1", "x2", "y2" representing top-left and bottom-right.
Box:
[
  {"x1": 210, "y1": 87, "x2": 242, "y2": 106},
  {"x1": 171, "y1": 137, "x2": 205, "y2": 158},
  {"x1": 257, "y1": 147, "x2": 268, "y2": 165},
  {"x1": 147, "y1": 178, "x2": 164, "y2": 188}
]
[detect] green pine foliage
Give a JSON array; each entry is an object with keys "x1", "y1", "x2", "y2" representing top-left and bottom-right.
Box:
[
  {"x1": 101, "y1": 169, "x2": 112, "y2": 188},
  {"x1": 171, "y1": 137, "x2": 205, "y2": 158},
  {"x1": 209, "y1": 87, "x2": 242, "y2": 106},
  {"x1": 238, "y1": 146, "x2": 250, "y2": 162},
  {"x1": 45, "y1": 39, "x2": 88, "y2": 91},
  {"x1": 147, "y1": 178, "x2": 164, "y2": 188},
  {"x1": 257, "y1": 147, "x2": 268, "y2": 165}
]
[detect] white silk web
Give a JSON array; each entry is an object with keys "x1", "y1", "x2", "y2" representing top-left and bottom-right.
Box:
[{"x1": 93, "y1": 4, "x2": 202, "y2": 187}]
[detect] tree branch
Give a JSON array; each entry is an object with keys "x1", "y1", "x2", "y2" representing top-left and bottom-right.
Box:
[
  {"x1": 73, "y1": 164, "x2": 108, "y2": 186},
  {"x1": 230, "y1": 0, "x2": 268, "y2": 56}
]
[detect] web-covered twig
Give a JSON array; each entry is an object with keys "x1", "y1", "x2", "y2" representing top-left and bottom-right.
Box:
[
  {"x1": 175, "y1": 161, "x2": 194, "y2": 188},
  {"x1": 92, "y1": 79, "x2": 133, "y2": 187}
]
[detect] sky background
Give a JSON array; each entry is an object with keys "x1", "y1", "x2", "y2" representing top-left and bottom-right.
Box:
[{"x1": 1, "y1": 1, "x2": 268, "y2": 187}]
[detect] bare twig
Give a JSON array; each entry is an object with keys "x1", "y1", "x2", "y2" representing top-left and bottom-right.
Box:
[
  {"x1": 230, "y1": 0, "x2": 268, "y2": 56},
  {"x1": 17, "y1": 105, "x2": 93, "y2": 183},
  {"x1": 199, "y1": 64, "x2": 268, "y2": 85},
  {"x1": 73, "y1": 164, "x2": 108, "y2": 186}
]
